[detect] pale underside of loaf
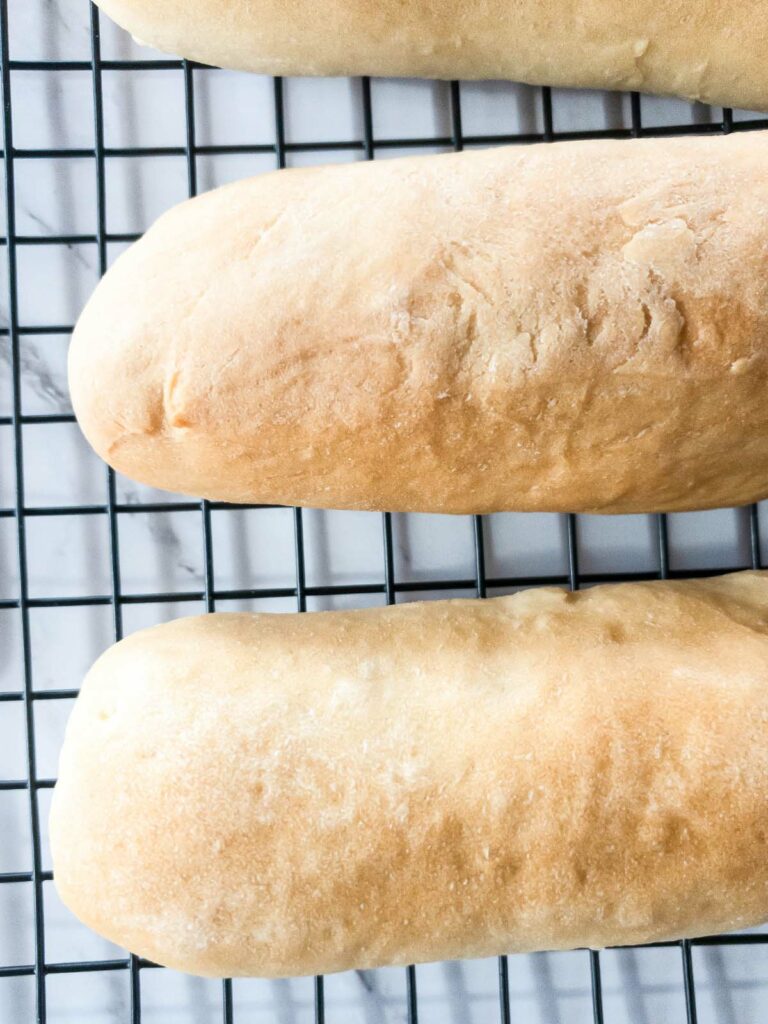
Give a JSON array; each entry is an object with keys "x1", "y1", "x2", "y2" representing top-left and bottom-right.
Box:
[
  {"x1": 69, "y1": 133, "x2": 768, "y2": 514},
  {"x1": 94, "y1": 0, "x2": 768, "y2": 111},
  {"x1": 50, "y1": 571, "x2": 768, "y2": 978}
]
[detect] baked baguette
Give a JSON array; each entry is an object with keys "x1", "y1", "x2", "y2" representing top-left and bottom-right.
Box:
[
  {"x1": 51, "y1": 570, "x2": 768, "y2": 978},
  {"x1": 94, "y1": 0, "x2": 768, "y2": 111},
  {"x1": 70, "y1": 133, "x2": 768, "y2": 514}
]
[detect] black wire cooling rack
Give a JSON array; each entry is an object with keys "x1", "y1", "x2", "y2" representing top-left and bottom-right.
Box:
[{"x1": 2, "y1": 2, "x2": 768, "y2": 1023}]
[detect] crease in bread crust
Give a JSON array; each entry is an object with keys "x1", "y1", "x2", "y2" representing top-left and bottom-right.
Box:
[
  {"x1": 50, "y1": 571, "x2": 768, "y2": 977},
  {"x1": 69, "y1": 132, "x2": 768, "y2": 513}
]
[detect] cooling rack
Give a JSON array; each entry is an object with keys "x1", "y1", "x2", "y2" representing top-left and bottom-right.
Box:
[{"x1": 2, "y1": 2, "x2": 768, "y2": 1022}]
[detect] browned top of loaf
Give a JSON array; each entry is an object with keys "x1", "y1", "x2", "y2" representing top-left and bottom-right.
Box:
[
  {"x1": 51, "y1": 571, "x2": 768, "y2": 977},
  {"x1": 69, "y1": 133, "x2": 768, "y2": 513},
  {"x1": 95, "y1": 0, "x2": 768, "y2": 110}
]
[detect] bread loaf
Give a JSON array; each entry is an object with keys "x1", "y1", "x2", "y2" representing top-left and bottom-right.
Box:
[
  {"x1": 70, "y1": 133, "x2": 768, "y2": 514},
  {"x1": 94, "y1": 0, "x2": 768, "y2": 110},
  {"x1": 51, "y1": 571, "x2": 768, "y2": 978}
]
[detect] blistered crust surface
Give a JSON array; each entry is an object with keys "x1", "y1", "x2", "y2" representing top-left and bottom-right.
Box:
[{"x1": 69, "y1": 133, "x2": 768, "y2": 513}]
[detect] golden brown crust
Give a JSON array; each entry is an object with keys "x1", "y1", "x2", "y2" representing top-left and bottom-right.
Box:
[
  {"x1": 70, "y1": 133, "x2": 768, "y2": 514},
  {"x1": 51, "y1": 571, "x2": 768, "y2": 978},
  {"x1": 94, "y1": 0, "x2": 768, "y2": 109}
]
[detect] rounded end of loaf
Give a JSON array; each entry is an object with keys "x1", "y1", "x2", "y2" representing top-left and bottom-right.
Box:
[
  {"x1": 66, "y1": 184, "x2": 208, "y2": 497},
  {"x1": 67, "y1": 278, "x2": 165, "y2": 497},
  {"x1": 66, "y1": 171, "x2": 307, "y2": 503},
  {"x1": 48, "y1": 619, "x2": 265, "y2": 978}
]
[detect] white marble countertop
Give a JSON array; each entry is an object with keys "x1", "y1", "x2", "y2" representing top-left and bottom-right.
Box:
[{"x1": 1, "y1": 1, "x2": 768, "y2": 1021}]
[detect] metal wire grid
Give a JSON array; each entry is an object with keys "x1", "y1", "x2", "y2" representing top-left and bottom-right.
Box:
[{"x1": 1, "y1": 2, "x2": 768, "y2": 1022}]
